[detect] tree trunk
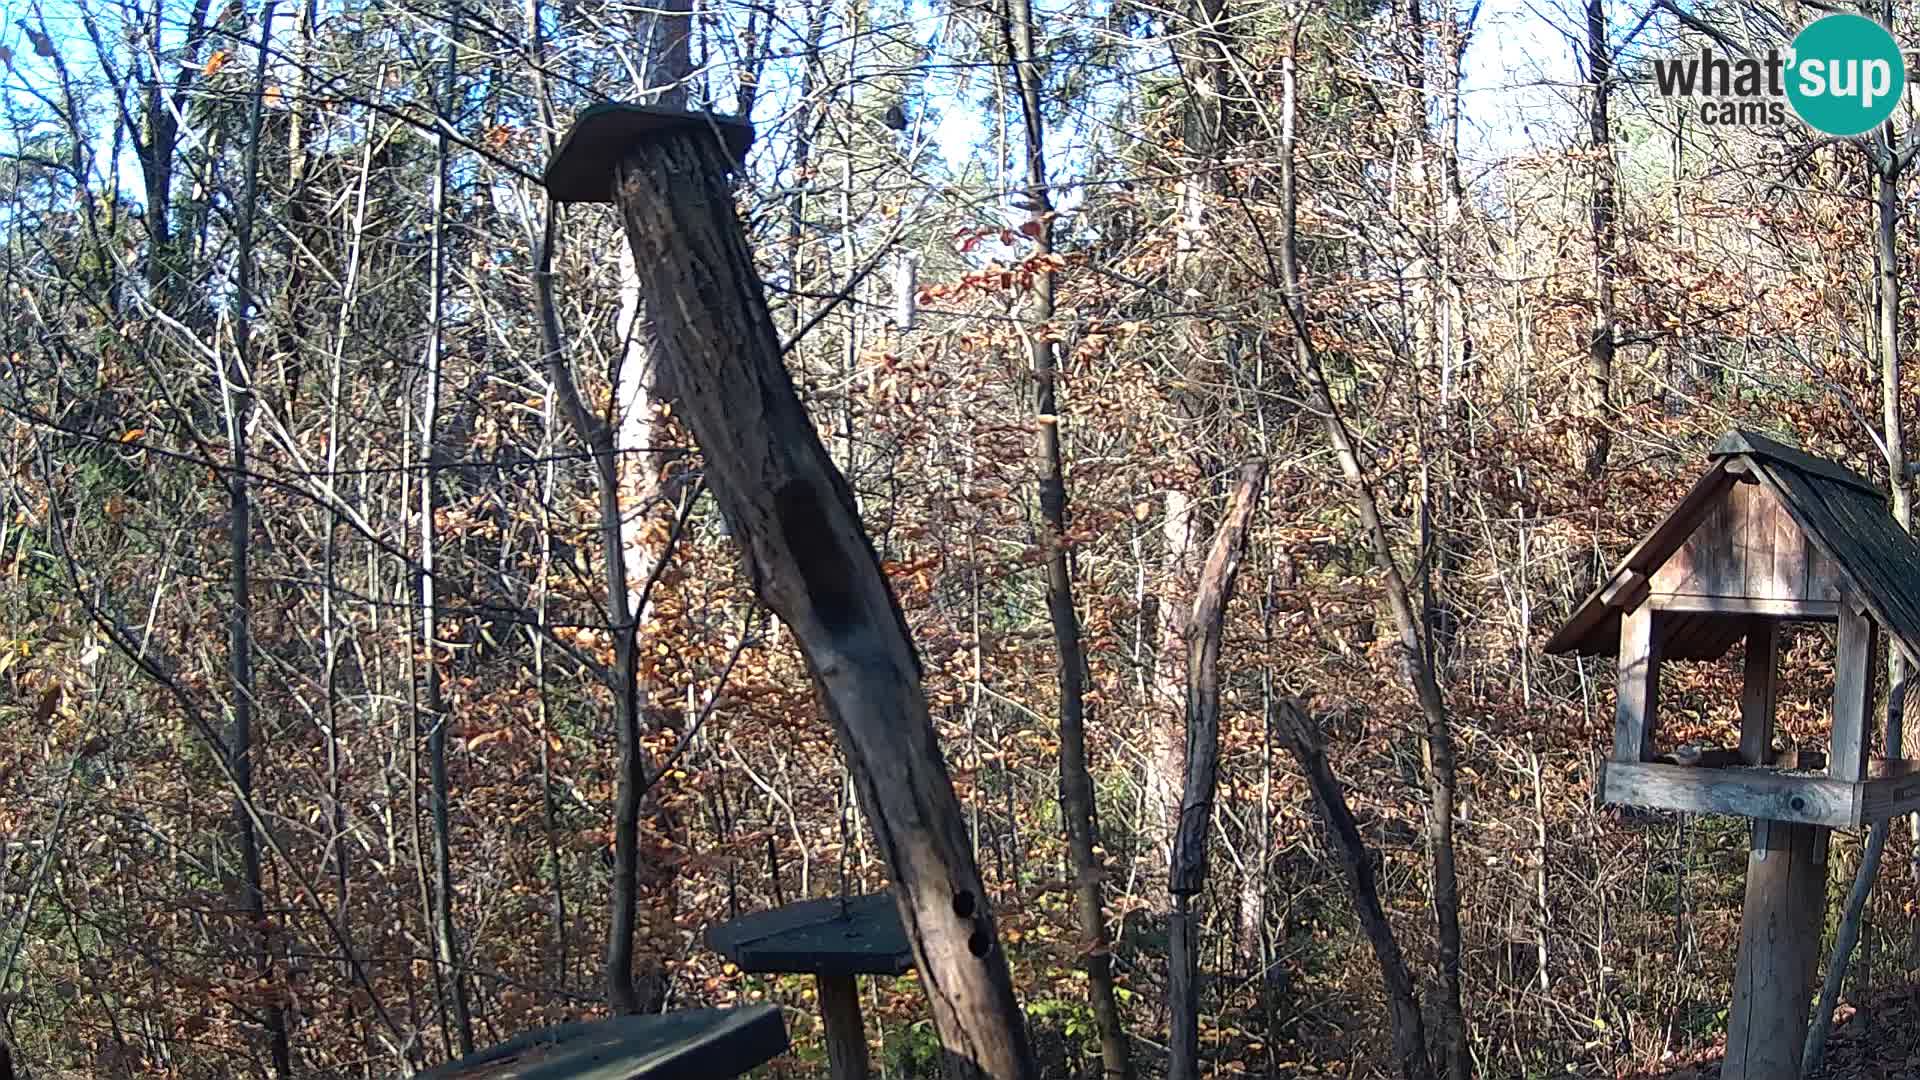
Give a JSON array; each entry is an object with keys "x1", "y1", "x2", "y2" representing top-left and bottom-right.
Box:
[
  {"x1": 1150, "y1": 0, "x2": 1235, "y2": 861},
  {"x1": 1582, "y1": 0, "x2": 1617, "y2": 479},
  {"x1": 419, "y1": 5, "x2": 474, "y2": 1054},
  {"x1": 1279, "y1": 35, "x2": 1468, "y2": 1080},
  {"x1": 534, "y1": 207, "x2": 666, "y2": 1016},
  {"x1": 1871, "y1": 57, "x2": 1920, "y2": 960},
  {"x1": 999, "y1": 0, "x2": 1132, "y2": 1075},
  {"x1": 226, "y1": 9, "x2": 290, "y2": 1073},
  {"x1": 609, "y1": 128, "x2": 1037, "y2": 1080},
  {"x1": 1273, "y1": 701, "x2": 1434, "y2": 1080},
  {"x1": 134, "y1": 0, "x2": 214, "y2": 305},
  {"x1": 1167, "y1": 462, "x2": 1266, "y2": 1080},
  {"x1": 1806, "y1": 679, "x2": 1910, "y2": 1073},
  {"x1": 604, "y1": 0, "x2": 695, "y2": 1015}
]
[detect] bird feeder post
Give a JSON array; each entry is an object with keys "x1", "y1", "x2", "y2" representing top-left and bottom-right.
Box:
[
  {"x1": 817, "y1": 973, "x2": 871, "y2": 1080},
  {"x1": 706, "y1": 893, "x2": 915, "y2": 1080},
  {"x1": 1724, "y1": 819, "x2": 1827, "y2": 1080}
]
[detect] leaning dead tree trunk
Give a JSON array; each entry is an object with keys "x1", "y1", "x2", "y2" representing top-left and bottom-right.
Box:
[
  {"x1": 570, "y1": 115, "x2": 1038, "y2": 1080},
  {"x1": 1273, "y1": 701, "x2": 1435, "y2": 1080},
  {"x1": 1167, "y1": 461, "x2": 1265, "y2": 1080}
]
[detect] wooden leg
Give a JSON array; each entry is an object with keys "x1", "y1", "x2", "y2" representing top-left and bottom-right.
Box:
[
  {"x1": 817, "y1": 973, "x2": 870, "y2": 1080},
  {"x1": 1725, "y1": 820, "x2": 1828, "y2": 1080}
]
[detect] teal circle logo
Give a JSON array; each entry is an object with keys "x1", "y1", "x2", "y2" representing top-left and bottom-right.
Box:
[{"x1": 1786, "y1": 14, "x2": 1905, "y2": 136}]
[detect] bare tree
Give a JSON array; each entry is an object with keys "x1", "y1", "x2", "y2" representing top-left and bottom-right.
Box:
[
  {"x1": 1278, "y1": 21, "x2": 1468, "y2": 1078},
  {"x1": 418, "y1": 0, "x2": 474, "y2": 1053},
  {"x1": 998, "y1": 0, "x2": 1132, "y2": 1074},
  {"x1": 224, "y1": 6, "x2": 290, "y2": 1071}
]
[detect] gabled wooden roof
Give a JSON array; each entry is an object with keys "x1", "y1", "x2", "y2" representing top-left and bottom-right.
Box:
[{"x1": 1545, "y1": 431, "x2": 1920, "y2": 666}]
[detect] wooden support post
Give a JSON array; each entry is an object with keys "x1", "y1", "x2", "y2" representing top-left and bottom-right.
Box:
[
  {"x1": 1615, "y1": 604, "x2": 1659, "y2": 763},
  {"x1": 1724, "y1": 820, "x2": 1828, "y2": 1080},
  {"x1": 817, "y1": 974, "x2": 871, "y2": 1080},
  {"x1": 1740, "y1": 619, "x2": 1778, "y2": 766},
  {"x1": 1832, "y1": 599, "x2": 1877, "y2": 782}
]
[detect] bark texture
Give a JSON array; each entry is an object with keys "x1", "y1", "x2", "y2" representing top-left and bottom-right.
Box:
[
  {"x1": 1581, "y1": 0, "x2": 1616, "y2": 478},
  {"x1": 1274, "y1": 701, "x2": 1434, "y2": 1080},
  {"x1": 610, "y1": 131, "x2": 1037, "y2": 1080},
  {"x1": 1167, "y1": 461, "x2": 1266, "y2": 1080}
]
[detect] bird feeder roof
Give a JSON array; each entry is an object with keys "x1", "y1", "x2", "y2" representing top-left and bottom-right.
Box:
[
  {"x1": 542, "y1": 103, "x2": 754, "y2": 203},
  {"x1": 1545, "y1": 431, "x2": 1920, "y2": 667}
]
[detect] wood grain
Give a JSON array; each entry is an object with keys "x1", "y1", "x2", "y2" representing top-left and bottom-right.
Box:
[
  {"x1": 1831, "y1": 601, "x2": 1877, "y2": 783},
  {"x1": 1724, "y1": 820, "x2": 1827, "y2": 1080},
  {"x1": 818, "y1": 974, "x2": 871, "y2": 1080},
  {"x1": 1601, "y1": 761, "x2": 1860, "y2": 828},
  {"x1": 1740, "y1": 621, "x2": 1777, "y2": 767},
  {"x1": 1613, "y1": 605, "x2": 1659, "y2": 763}
]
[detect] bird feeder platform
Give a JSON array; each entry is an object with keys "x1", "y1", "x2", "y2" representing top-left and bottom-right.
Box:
[
  {"x1": 1547, "y1": 430, "x2": 1920, "y2": 1080},
  {"x1": 706, "y1": 893, "x2": 912, "y2": 1080},
  {"x1": 414, "y1": 1005, "x2": 787, "y2": 1079}
]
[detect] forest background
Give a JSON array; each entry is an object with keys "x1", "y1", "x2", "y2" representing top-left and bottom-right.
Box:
[{"x1": 2, "y1": 0, "x2": 1919, "y2": 1075}]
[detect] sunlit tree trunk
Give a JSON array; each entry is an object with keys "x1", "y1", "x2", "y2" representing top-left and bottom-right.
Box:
[
  {"x1": 418, "y1": 0, "x2": 474, "y2": 1054},
  {"x1": 1002, "y1": 1, "x2": 1133, "y2": 1074},
  {"x1": 225, "y1": 7, "x2": 290, "y2": 1072},
  {"x1": 604, "y1": 0, "x2": 695, "y2": 1015},
  {"x1": 1581, "y1": 0, "x2": 1617, "y2": 479}
]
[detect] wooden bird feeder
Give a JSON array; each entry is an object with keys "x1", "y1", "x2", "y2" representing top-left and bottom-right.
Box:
[
  {"x1": 414, "y1": 1004, "x2": 787, "y2": 1079},
  {"x1": 1547, "y1": 430, "x2": 1920, "y2": 1079},
  {"x1": 706, "y1": 893, "x2": 913, "y2": 1080}
]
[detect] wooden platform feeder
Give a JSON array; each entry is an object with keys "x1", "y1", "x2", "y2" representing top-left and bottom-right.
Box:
[
  {"x1": 1546, "y1": 430, "x2": 1920, "y2": 1080},
  {"x1": 705, "y1": 893, "x2": 913, "y2": 1080},
  {"x1": 414, "y1": 1004, "x2": 787, "y2": 1079}
]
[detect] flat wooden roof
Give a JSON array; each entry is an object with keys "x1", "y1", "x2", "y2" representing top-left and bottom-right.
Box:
[
  {"x1": 542, "y1": 103, "x2": 754, "y2": 203},
  {"x1": 416, "y1": 1005, "x2": 787, "y2": 1079},
  {"x1": 705, "y1": 893, "x2": 914, "y2": 978}
]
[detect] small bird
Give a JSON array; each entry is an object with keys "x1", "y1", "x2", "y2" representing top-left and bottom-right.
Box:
[
  {"x1": 16, "y1": 19, "x2": 54, "y2": 58},
  {"x1": 1672, "y1": 744, "x2": 1702, "y2": 767},
  {"x1": 882, "y1": 103, "x2": 908, "y2": 131}
]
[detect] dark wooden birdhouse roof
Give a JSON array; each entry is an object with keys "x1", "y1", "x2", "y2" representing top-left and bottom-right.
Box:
[{"x1": 1545, "y1": 431, "x2": 1920, "y2": 666}]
